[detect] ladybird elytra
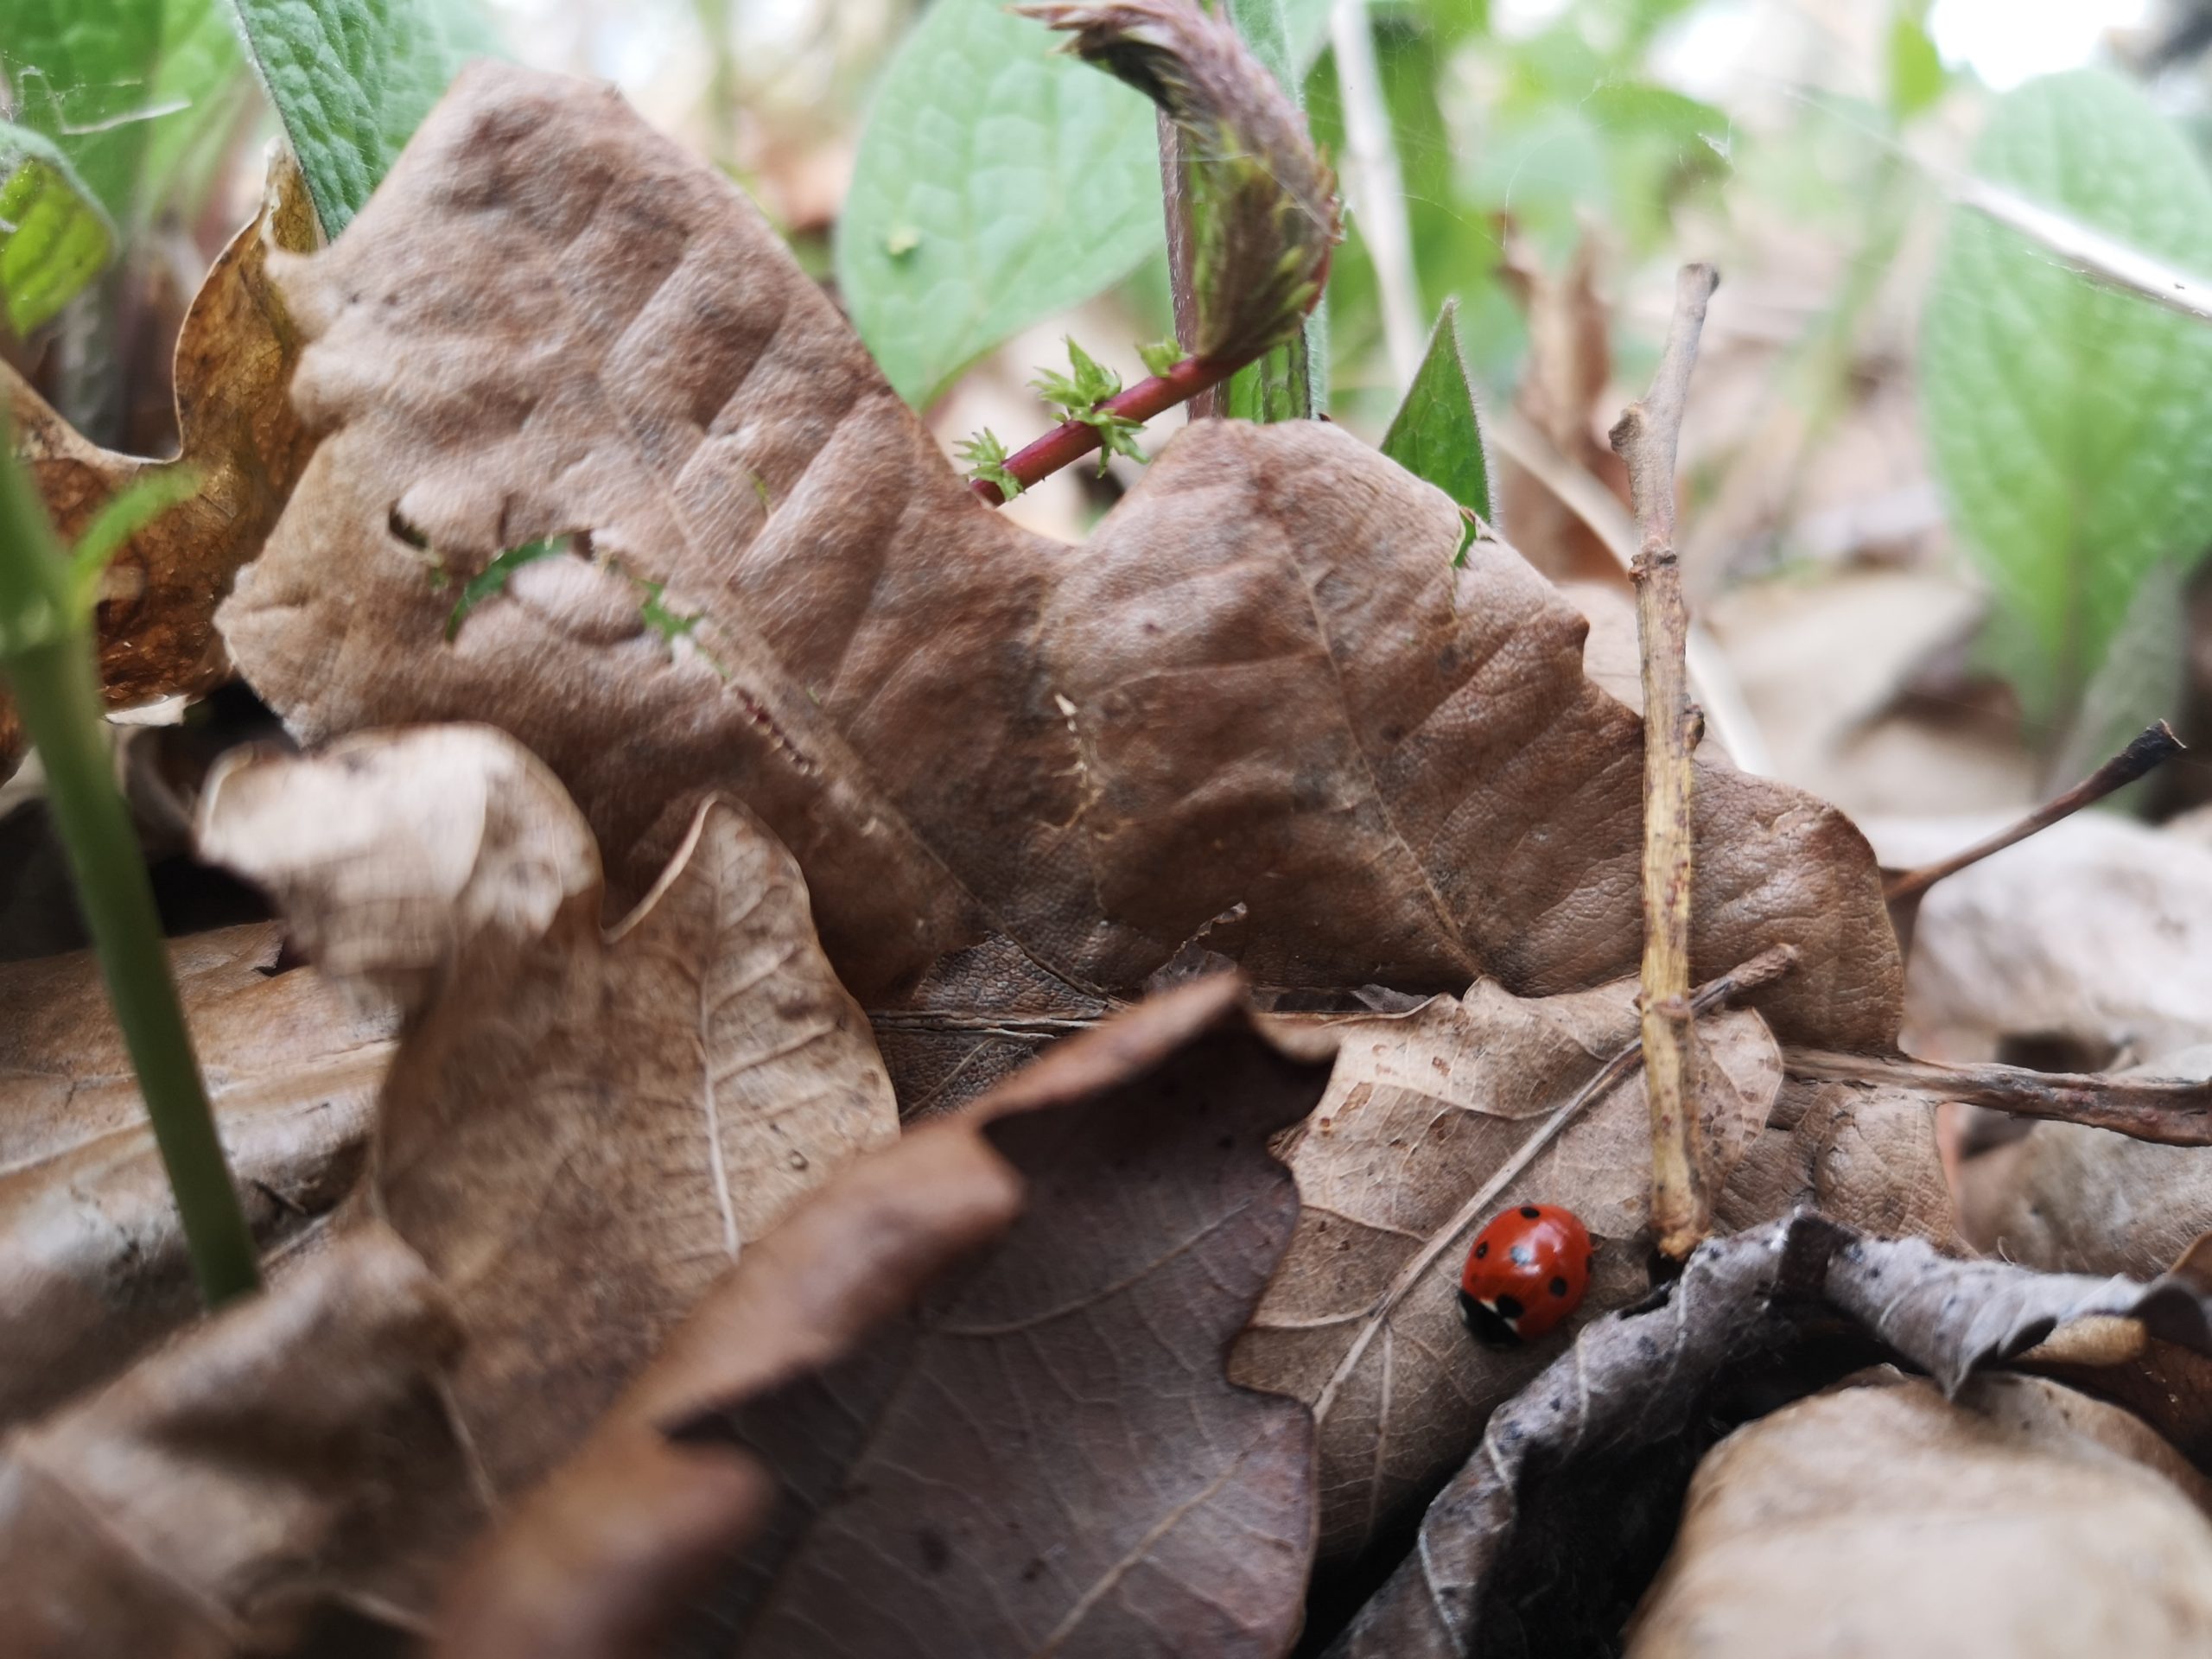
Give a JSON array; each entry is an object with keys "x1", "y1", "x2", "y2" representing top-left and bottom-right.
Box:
[{"x1": 1458, "y1": 1203, "x2": 1593, "y2": 1346}]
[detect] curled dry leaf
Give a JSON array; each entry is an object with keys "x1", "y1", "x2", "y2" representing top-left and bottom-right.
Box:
[
  {"x1": 1880, "y1": 811, "x2": 2212, "y2": 1064},
  {"x1": 1960, "y1": 1050, "x2": 2212, "y2": 1279},
  {"x1": 441, "y1": 976, "x2": 1334, "y2": 1659},
  {"x1": 1627, "y1": 1371, "x2": 2212, "y2": 1658},
  {"x1": 216, "y1": 62, "x2": 1902, "y2": 1117},
  {"x1": 0, "y1": 146, "x2": 318, "y2": 775},
  {"x1": 195, "y1": 724, "x2": 900, "y2": 1606},
  {"x1": 0, "y1": 1223, "x2": 461, "y2": 1659},
  {"x1": 1232, "y1": 977, "x2": 1783, "y2": 1562},
  {"x1": 1329, "y1": 1214, "x2": 2212, "y2": 1658},
  {"x1": 0, "y1": 920, "x2": 395, "y2": 1429}
]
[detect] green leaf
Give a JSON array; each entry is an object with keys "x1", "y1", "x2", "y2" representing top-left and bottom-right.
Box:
[
  {"x1": 837, "y1": 0, "x2": 1164, "y2": 409},
  {"x1": 1886, "y1": 13, "x2": 1945, "y2": 122},
  {"x1": 0, "y1": 124, "x2": 115, "y2": 335},
  {"x1": 445, "y1": 535, "x2": 576, "y2": 640},
  {"x1": 1380, "y1": 300, "x2": 1491, "y2": 530},
  {"x1": 955, "y1": 428, "x2": 1022, "y2": 499},
  {"x1": 225, "y1": 0, "x2": 506, "y2": 235},
  {"x1": 2, "y1": 0, "x2": 250, "y2": 232},
  {"x1": 1922, "y1": 69, "x2": 2212, "y2": 715}
]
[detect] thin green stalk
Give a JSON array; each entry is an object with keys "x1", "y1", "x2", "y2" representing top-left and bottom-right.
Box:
[{"x1": 0, "y1": 436, "x2": 259, "y2": 1307}]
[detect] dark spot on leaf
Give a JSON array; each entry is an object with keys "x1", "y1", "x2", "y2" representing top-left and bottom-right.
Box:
[{"x1": 917, "y1": 1529, "x2": 950, "y2": 1573}]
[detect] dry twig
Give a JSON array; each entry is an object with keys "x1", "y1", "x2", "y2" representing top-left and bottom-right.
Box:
[
  {"x1": 1883, "y1": 721, "x2": 2186, "y2": 906},
  {"x1": 1610, "y1": 262, "x2": 1719, "y2": 1260},
  {"x1": 1783, "y1": 1049, "x2": 2212, "y2": 1147}
]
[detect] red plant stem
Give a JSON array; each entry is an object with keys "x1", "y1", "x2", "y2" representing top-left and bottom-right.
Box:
[
  {"x1": 970, "y1": 243, "x2": 1338, "y2": 506},
  {"x1": 969, "y1": 351, "x2": 1253, "y2": 505}
]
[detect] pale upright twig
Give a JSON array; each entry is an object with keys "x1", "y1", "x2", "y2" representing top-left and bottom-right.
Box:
[{"x1": 1609, "y1": 262, "x2": 1719, "y2": 1261}]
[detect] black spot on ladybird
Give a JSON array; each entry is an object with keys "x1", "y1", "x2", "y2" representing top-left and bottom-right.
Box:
[
  {"x1": 1550, "y1": 1276, "x2": 1570, "y2": 1298},
  {"x1": 1520, "y1": 1205, "x2": 1541, "y2": 1219},
  {"x1": 1494, "y1": 1293, "x2": 1525, "y2": 1321},
  {"x1": 1473, "y1": 1240, "x2": 1488, "y2": 1259}
]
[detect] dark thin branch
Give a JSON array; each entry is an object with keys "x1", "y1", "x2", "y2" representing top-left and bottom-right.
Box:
[
  {"x1": 1784, "y1": 1048, "x2": 2212, "y2": 1147},
  {"x1": 1884, "y1": 721, "x2": 2186, "y2": 905},
  {"x1": 1609, "y1": 261, "x2": 1720, "y2": 1261}
]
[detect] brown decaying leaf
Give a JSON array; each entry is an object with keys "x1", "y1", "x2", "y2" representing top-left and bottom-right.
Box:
[
  {"x1": 1232, "y1": 978, "x2": 1782, "y2": 1562},
  {"x1": 442, "y1": 976, "x2": 1333, "y2": 1659},
  {"x1": 1626, "y1": 1371, "x2": 2212, "y2": 1658},
  {"x1": 1328, "y1": 1214, "x2": 2212, "y2": 1657},
  {"x1": 0, "y1": 920, "x2": 394, "y2": 1429},
  {"x1": 0, "y1": 147, "x2": 319, "y2": 775},
  {"x1": 195, "y1": 724, "x2": 901, "y2": 1555},
  {"x1": 0, "y1": 1223, "x2": 461, "y2": 1659},
  {"x1": 1960, "y1": 1053, "x2": 2212, "y2": 1280},
  {"x1": 216, "y1": 62, "x2": 1902, "y2": 1105}
]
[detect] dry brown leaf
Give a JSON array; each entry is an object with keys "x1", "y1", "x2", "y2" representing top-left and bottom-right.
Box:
[
  {"x1": 0, "y1": 147, "x2": 319, "y2": 775},
  {"x1": 1958, "y1": 1057, "x2": 2212, "y2": 1277},
  {"x1": 0, "y1": 920, "x2": 394, "y2": 1428},
  {"x1": 1626, "y1": 1371, "x2": 2212, "y2": 1658},
  {"x1": 196, "y1": 724, "x2": 901, "y2": 1546},
  {"x1": 1232, "y1": 978, "x2": 1781, "y2": 1562},
  {"x1": 216, "y1": 63, "x2": 1902, "y2": 1097},
  {"x1": 0, "y1": 1222, "x2": 461, "y2": 1659},
  {"x1": 1716, "y1": 1080, "x2": 1959, "y2": 1245},
  {"x1": 442, "y1": 976, "x2": 1333, "y2": 1658},
  {"x1": 436, "y1": 1119, "x2": 1021, "y2": 1659},
  {"x1": 1497, "y1": 234, "x2": 1630, "y2": 587},
  {"x1": 1327, "y1": 1215, "x2": 2212, "y2": 1658},
  {"x1": 1878, "y1": 811, "x2": 2212, "y2": 1065}
]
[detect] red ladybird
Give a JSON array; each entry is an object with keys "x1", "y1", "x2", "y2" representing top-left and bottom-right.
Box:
[{"x1": 1459, "y1": 1203, "x2": 1592, "y2": 1346}]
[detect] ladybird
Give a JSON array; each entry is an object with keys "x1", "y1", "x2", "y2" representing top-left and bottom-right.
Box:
[{"x1": 1459, "y1": 1203, "x2": 1592, "y2": 1346}]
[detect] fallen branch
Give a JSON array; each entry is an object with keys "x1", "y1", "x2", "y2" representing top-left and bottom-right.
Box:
[
  {"x1": 1610, "y1": 262, "x2": 1720, "y2": 1261},
  {"x1": 1883, "y1": 721, "x2": 2185, "y2": 905},
  {"x1": 1784, "y1": 1048, "x2": 2212, "y2": 1147}
]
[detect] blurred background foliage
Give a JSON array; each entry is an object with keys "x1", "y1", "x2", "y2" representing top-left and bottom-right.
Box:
[{"x1": 10, "y1": 0, "x2": 2212, "y2": 826}]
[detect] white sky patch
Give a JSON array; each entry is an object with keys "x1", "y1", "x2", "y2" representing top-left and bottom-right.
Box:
[{"x1": 1930, "y1": 0, "x2": 2152, "y2": 91}]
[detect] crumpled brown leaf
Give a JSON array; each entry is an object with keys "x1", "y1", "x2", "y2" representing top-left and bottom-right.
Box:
[
  {"x1": 0, "y1": 920, "x2": 394, "y2": 1429},
  {"x1": 215, "y1": 62, "x2": 1902, "y2": 1094},
  {"x1": 0, "y1": 147, "x2": 318, "y2": 776},
  {"x1": 1960, "y1": 1049, "x2": 2212, "y2": 1279},
  {"x1": 0, "y1": 1222, "x2": 462, "y2": 1659},
  {"x1": 1626, "y1": 1370, "x2": 2212, "y2": 1658},
  {"x1": 440, "y1": 976, "x2": 1334, "y2": 1658},
  {"x1": 195, "y1": 724, "x2": 901, "y2": 1560},
  {"x1": 1878, "y1": 811, "x2": 2212, "y2": 1065},
  {"x1": 1327, "y1": 1213, "x2": 2212, "y2": 1658},
  {"x1": 1231, "y1": 977, "x2": 1783, "y2": 1562}
]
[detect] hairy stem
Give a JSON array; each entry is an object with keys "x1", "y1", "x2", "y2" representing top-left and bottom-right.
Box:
[
  {"x1": 1611, "y1": 262, "x2": 1720, "y2": 1261},
  {"x1": 0, "y1": 439, "x2": 259, "y2": 1308}
]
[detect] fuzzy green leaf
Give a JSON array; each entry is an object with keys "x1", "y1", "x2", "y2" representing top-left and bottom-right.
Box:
[
  {"x1": 2, "y1": 0, "x2": 248, "y2": 232},
  {"x1": 1381, "y1": 300, "x2": 1491, "y2": 531},
  {"x1": 955, "y1": 428, "x2": 1023, "y2": 499},
  {"x1": 225, "y1": 0, "x2": 505, "y2": 236},
  {"x1": 0, "y1": 124, "x2": 115, "y2": 335},
  {"x1": 1923, "y1": 69, "x2": 2212, "y2": 715},
  {"x1": 838, "y1": 0, "x2": 1163, "y2": 409}
]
